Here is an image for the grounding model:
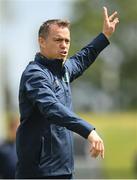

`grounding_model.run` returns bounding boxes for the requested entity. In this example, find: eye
[65,39,70,44]
[55,39,60,42]
[54,38,70,44]
[55,38,63,42]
